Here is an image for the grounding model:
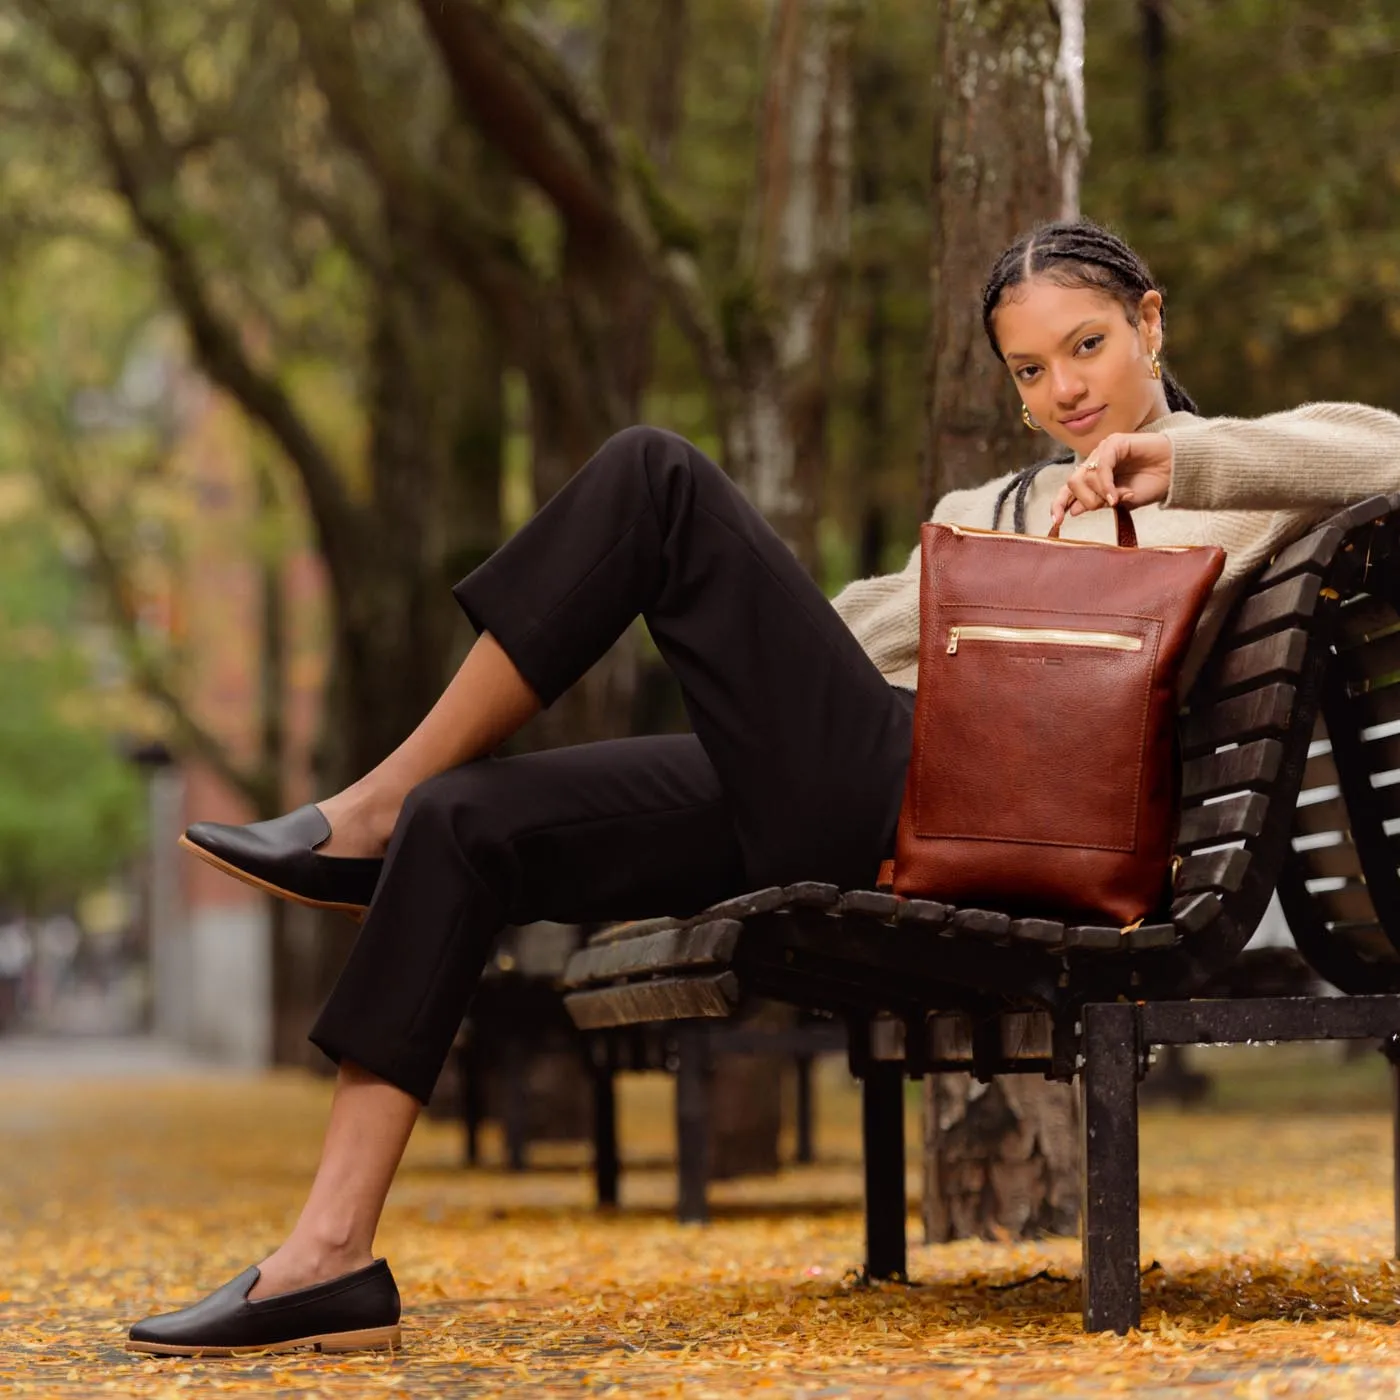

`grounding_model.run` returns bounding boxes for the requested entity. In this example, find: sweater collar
[1068,409,1200,464]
